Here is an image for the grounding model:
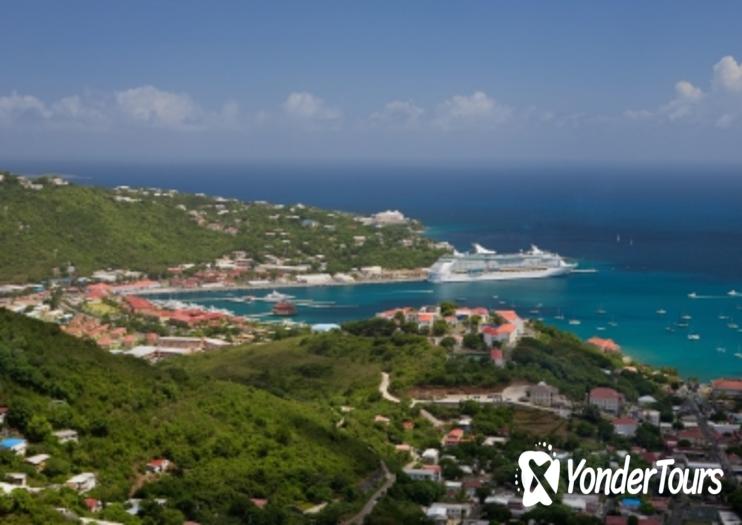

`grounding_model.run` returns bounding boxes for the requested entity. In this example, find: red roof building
[587,337,621,353]
[444,428,464,446]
